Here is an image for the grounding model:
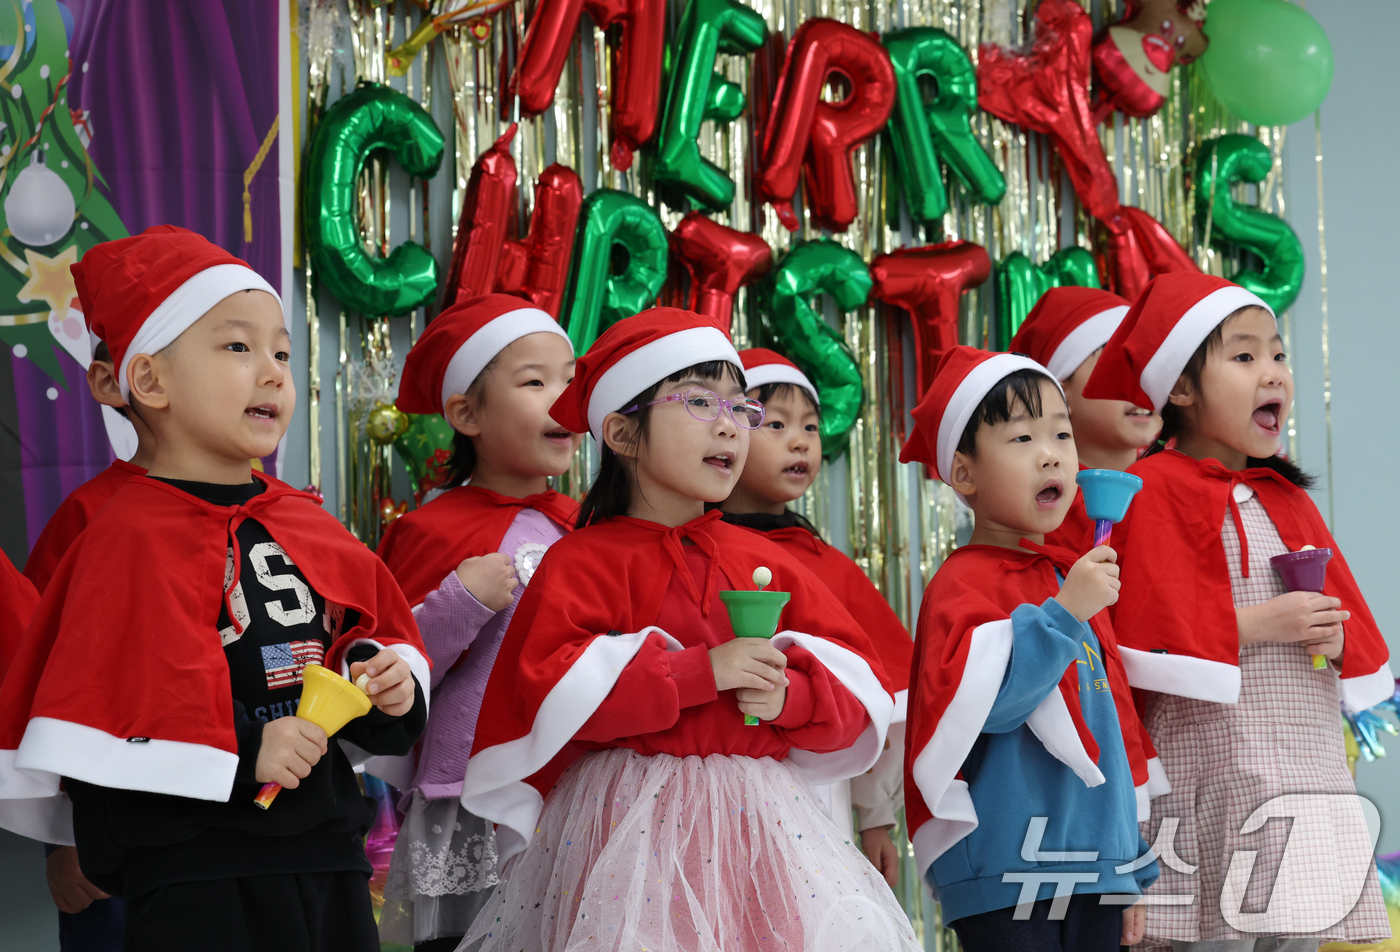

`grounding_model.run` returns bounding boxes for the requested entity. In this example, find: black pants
[950,894,1124,952]
[122,871,378,952]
